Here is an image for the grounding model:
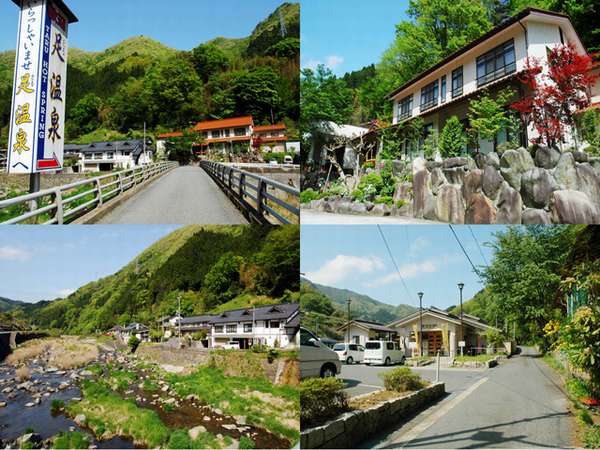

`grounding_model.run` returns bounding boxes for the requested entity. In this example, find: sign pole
[28,172,40,211]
